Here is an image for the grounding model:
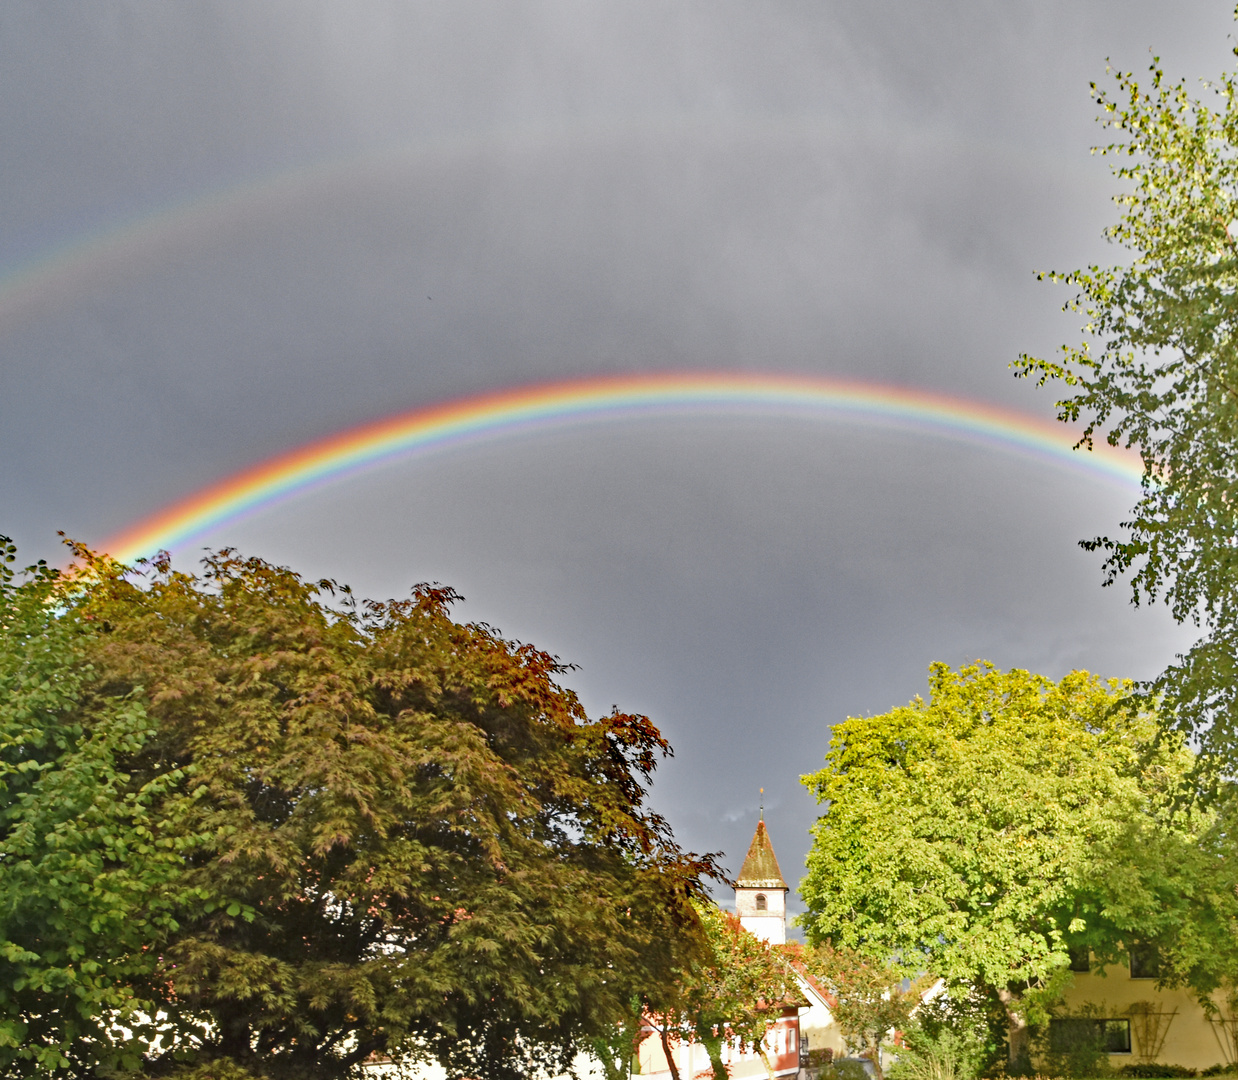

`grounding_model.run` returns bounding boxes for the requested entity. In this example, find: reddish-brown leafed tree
[46,543,716,1080]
